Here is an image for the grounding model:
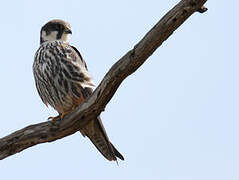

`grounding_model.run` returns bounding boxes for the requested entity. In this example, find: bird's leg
[60,111,70,119]
[59,105,78,119]
[48,105,79,121]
